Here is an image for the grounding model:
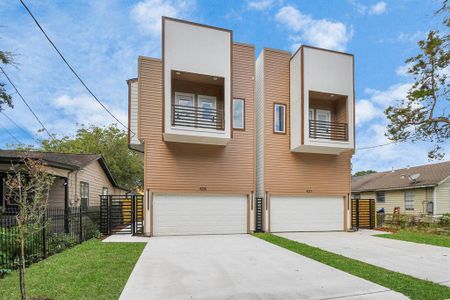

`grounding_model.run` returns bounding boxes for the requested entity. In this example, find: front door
[198,95,217,127]
[316,109,331,139]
